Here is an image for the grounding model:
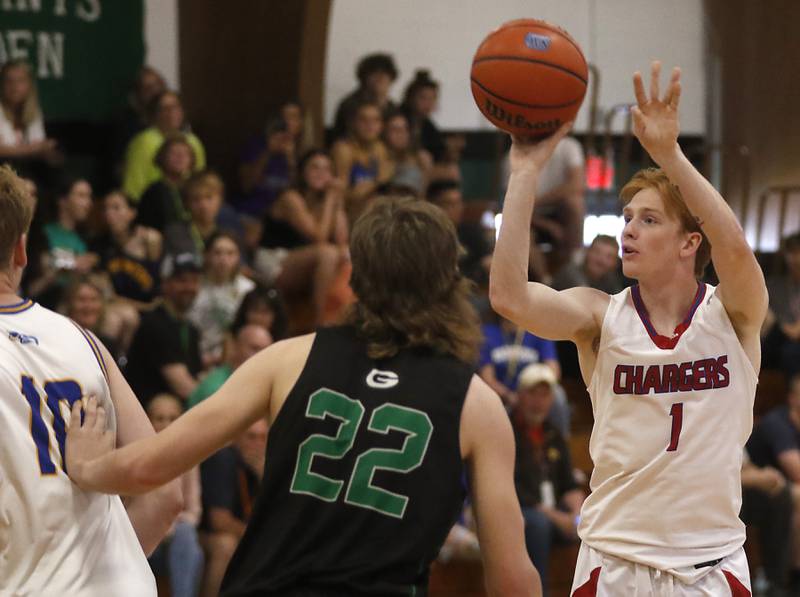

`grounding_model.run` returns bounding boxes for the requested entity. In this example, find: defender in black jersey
[68,198,542,596]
